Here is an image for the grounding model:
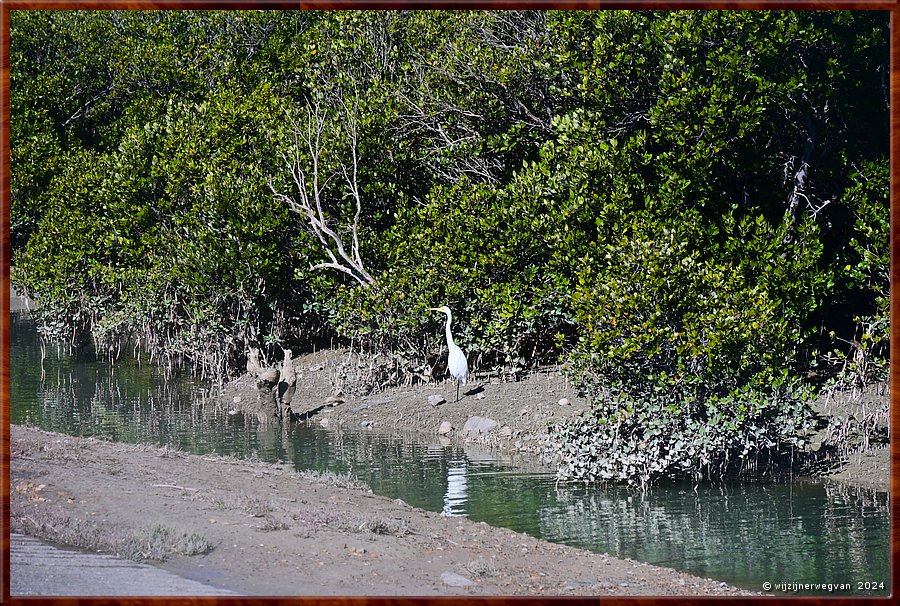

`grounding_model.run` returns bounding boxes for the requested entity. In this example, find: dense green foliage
[11,10,888,484]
